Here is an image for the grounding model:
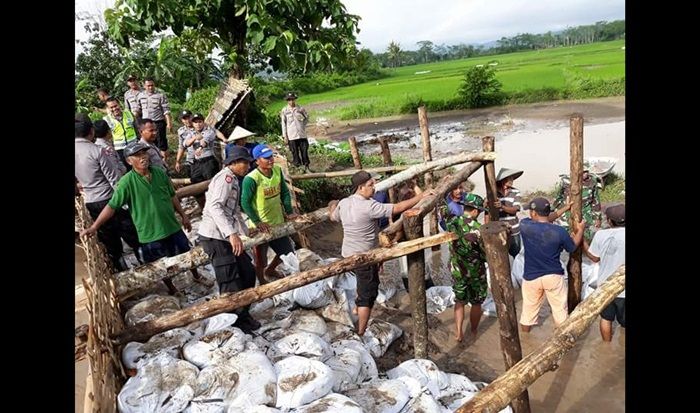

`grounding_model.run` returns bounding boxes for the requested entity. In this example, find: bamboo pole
[378,137,397,203]
[482,136,500,221]
[114,208,331,300]
[348,136,362,169]
[276,154,310,249]
[418,106,439,251]
[479,221,530,413]
[403,209,429,359]
[291,165,410,180]
[457,266,625,413]
[568,114,584,313]
[114,232,456,344]
[379,161,483,247]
